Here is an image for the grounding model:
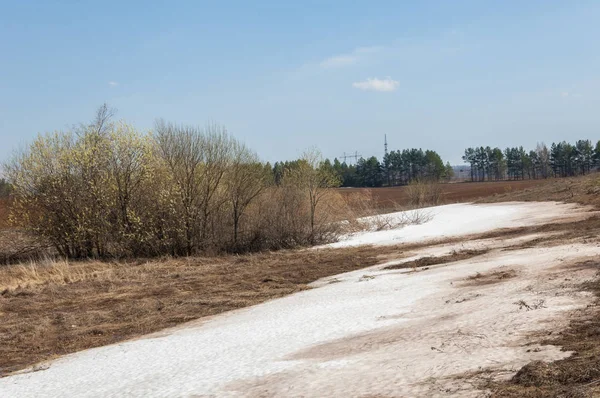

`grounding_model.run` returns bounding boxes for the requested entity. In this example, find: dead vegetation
[0,200,52,264]
[466,214,600,248]
[1,173,600,392]
[512,299,546,311]
[0,244,415,375]
[405,179,444,207]
[463,268,518,286]
[384,249,489,270]
[480,173,600,209]
[1,203,598,379]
